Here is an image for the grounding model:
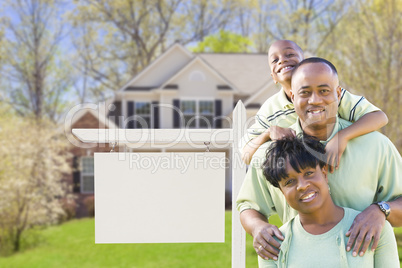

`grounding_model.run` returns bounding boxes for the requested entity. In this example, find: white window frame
[80,156,94,194]
[180,98,215,128]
